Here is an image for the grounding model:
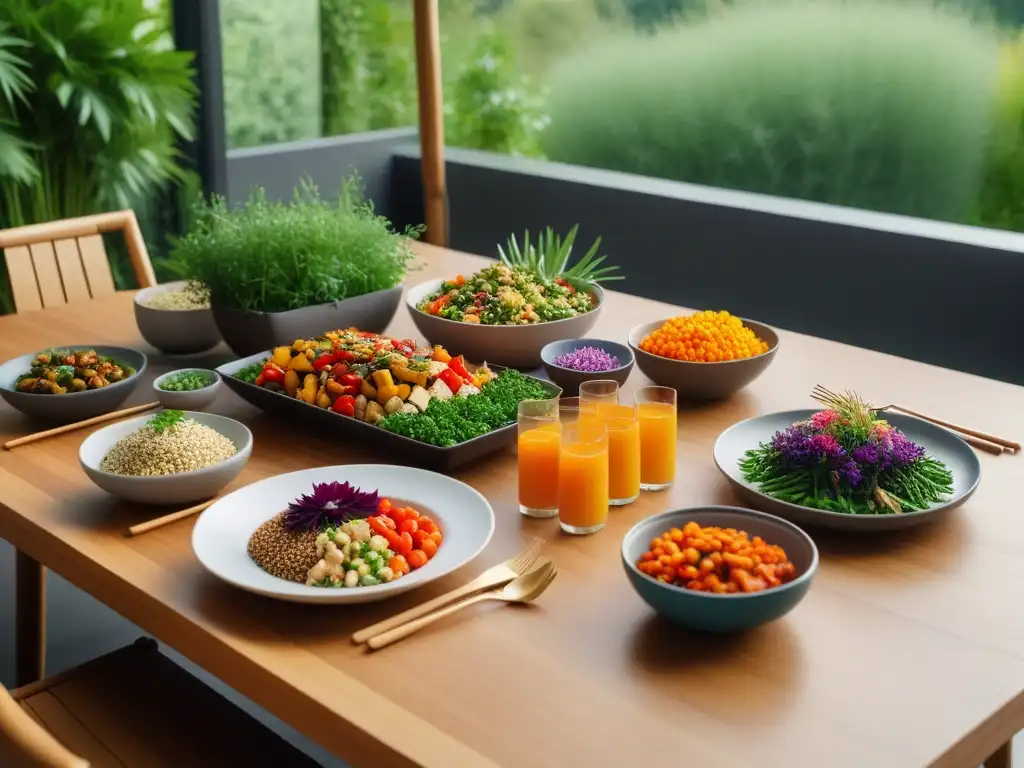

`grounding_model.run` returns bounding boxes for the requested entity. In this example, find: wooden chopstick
[4,401,161,450]
[126,499,216,537]
[889,404,1020,453]
[953,431,1004,456]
